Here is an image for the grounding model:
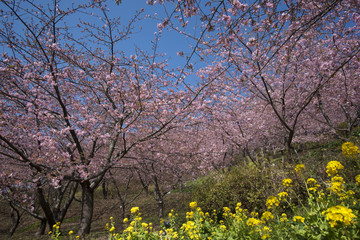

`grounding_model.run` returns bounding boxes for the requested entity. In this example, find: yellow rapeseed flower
[293,216,305,223]
[251,211,259,217]
[223,207,231,212]
[109,226,115,232]
[261,211,274,221]
[247,218,262,227]
[278,191,288,200]
[266,196,280,209]
[69,230,74,235]
[189,201,197,209]
[356,175,360,186]
[123,218,129,223]
[342,142,359,158]
[130,207,139,214]
[262,233,271,239]
[326,161,344,177]
[322,205,357,228]
[329,176,345,195]
[307,178,317,185]
[282,178,293,188]
[263,226,271,232]
[280,213,288,222]
[295,164,305,174]
[307,178,321,192]
[124,226,134,233]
